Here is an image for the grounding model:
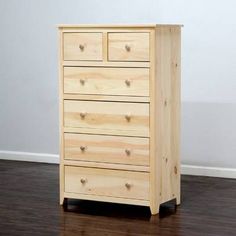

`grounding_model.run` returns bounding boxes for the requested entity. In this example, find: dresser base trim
[63,192,150,206]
